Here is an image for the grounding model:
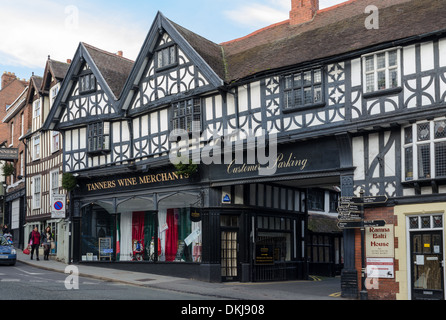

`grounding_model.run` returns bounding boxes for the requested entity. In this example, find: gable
[121,12,224,113]
[60,62,115,123]
[44,43,131,130]
[129,31,215,112]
